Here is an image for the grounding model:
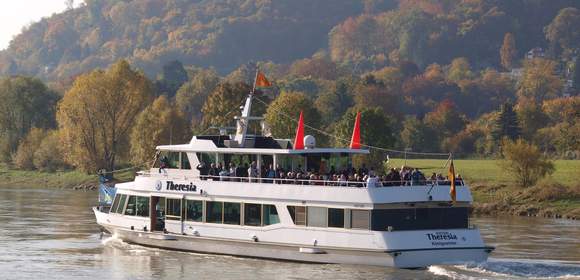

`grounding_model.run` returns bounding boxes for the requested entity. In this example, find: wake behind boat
[94,72,493,268]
